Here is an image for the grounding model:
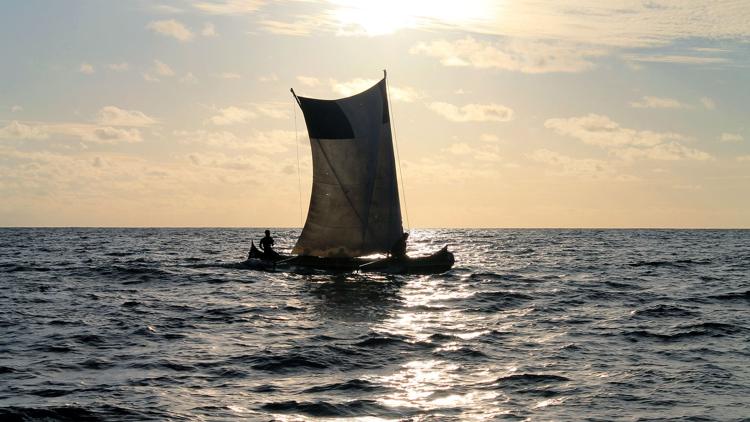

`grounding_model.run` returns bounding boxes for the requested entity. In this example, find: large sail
[292,77,403,257]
